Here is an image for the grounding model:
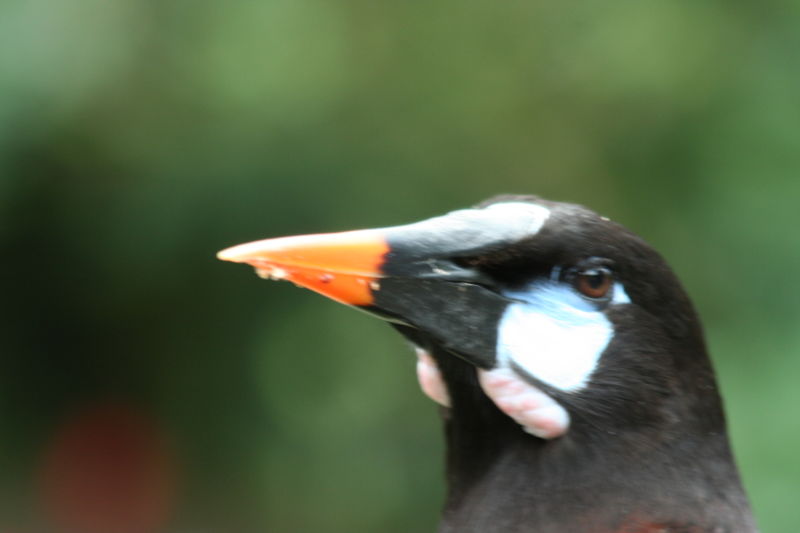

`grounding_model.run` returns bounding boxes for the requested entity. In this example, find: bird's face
[219,196,708,435]
[219,196,753,531]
